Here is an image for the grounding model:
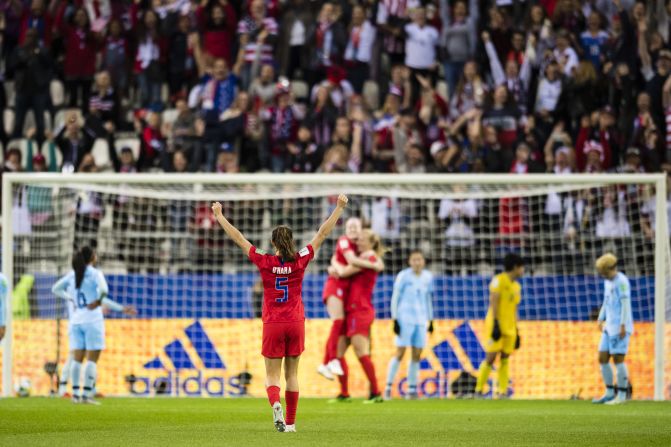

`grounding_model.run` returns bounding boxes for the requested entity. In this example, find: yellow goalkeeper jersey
[485,272,521,336]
